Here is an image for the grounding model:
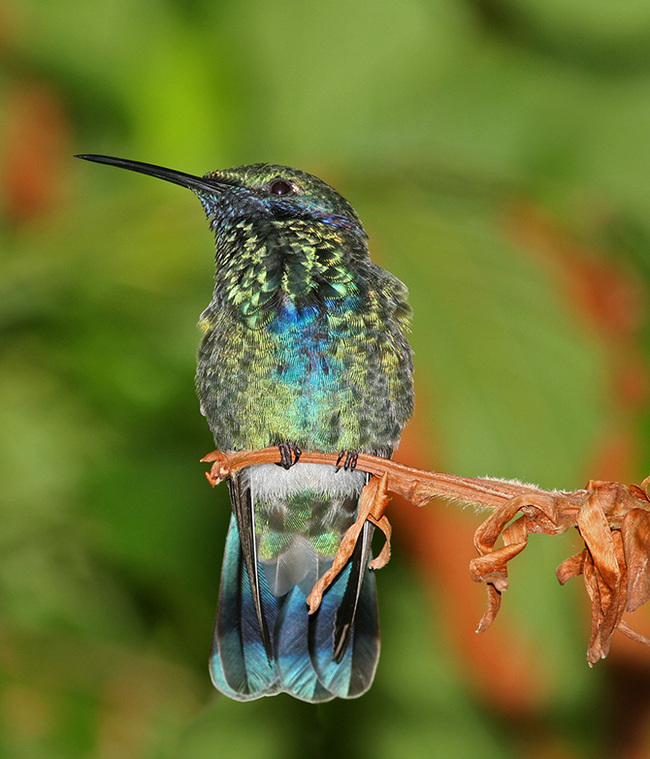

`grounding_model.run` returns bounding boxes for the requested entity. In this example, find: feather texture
[195,164,413,701]
[211,510,380,701]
